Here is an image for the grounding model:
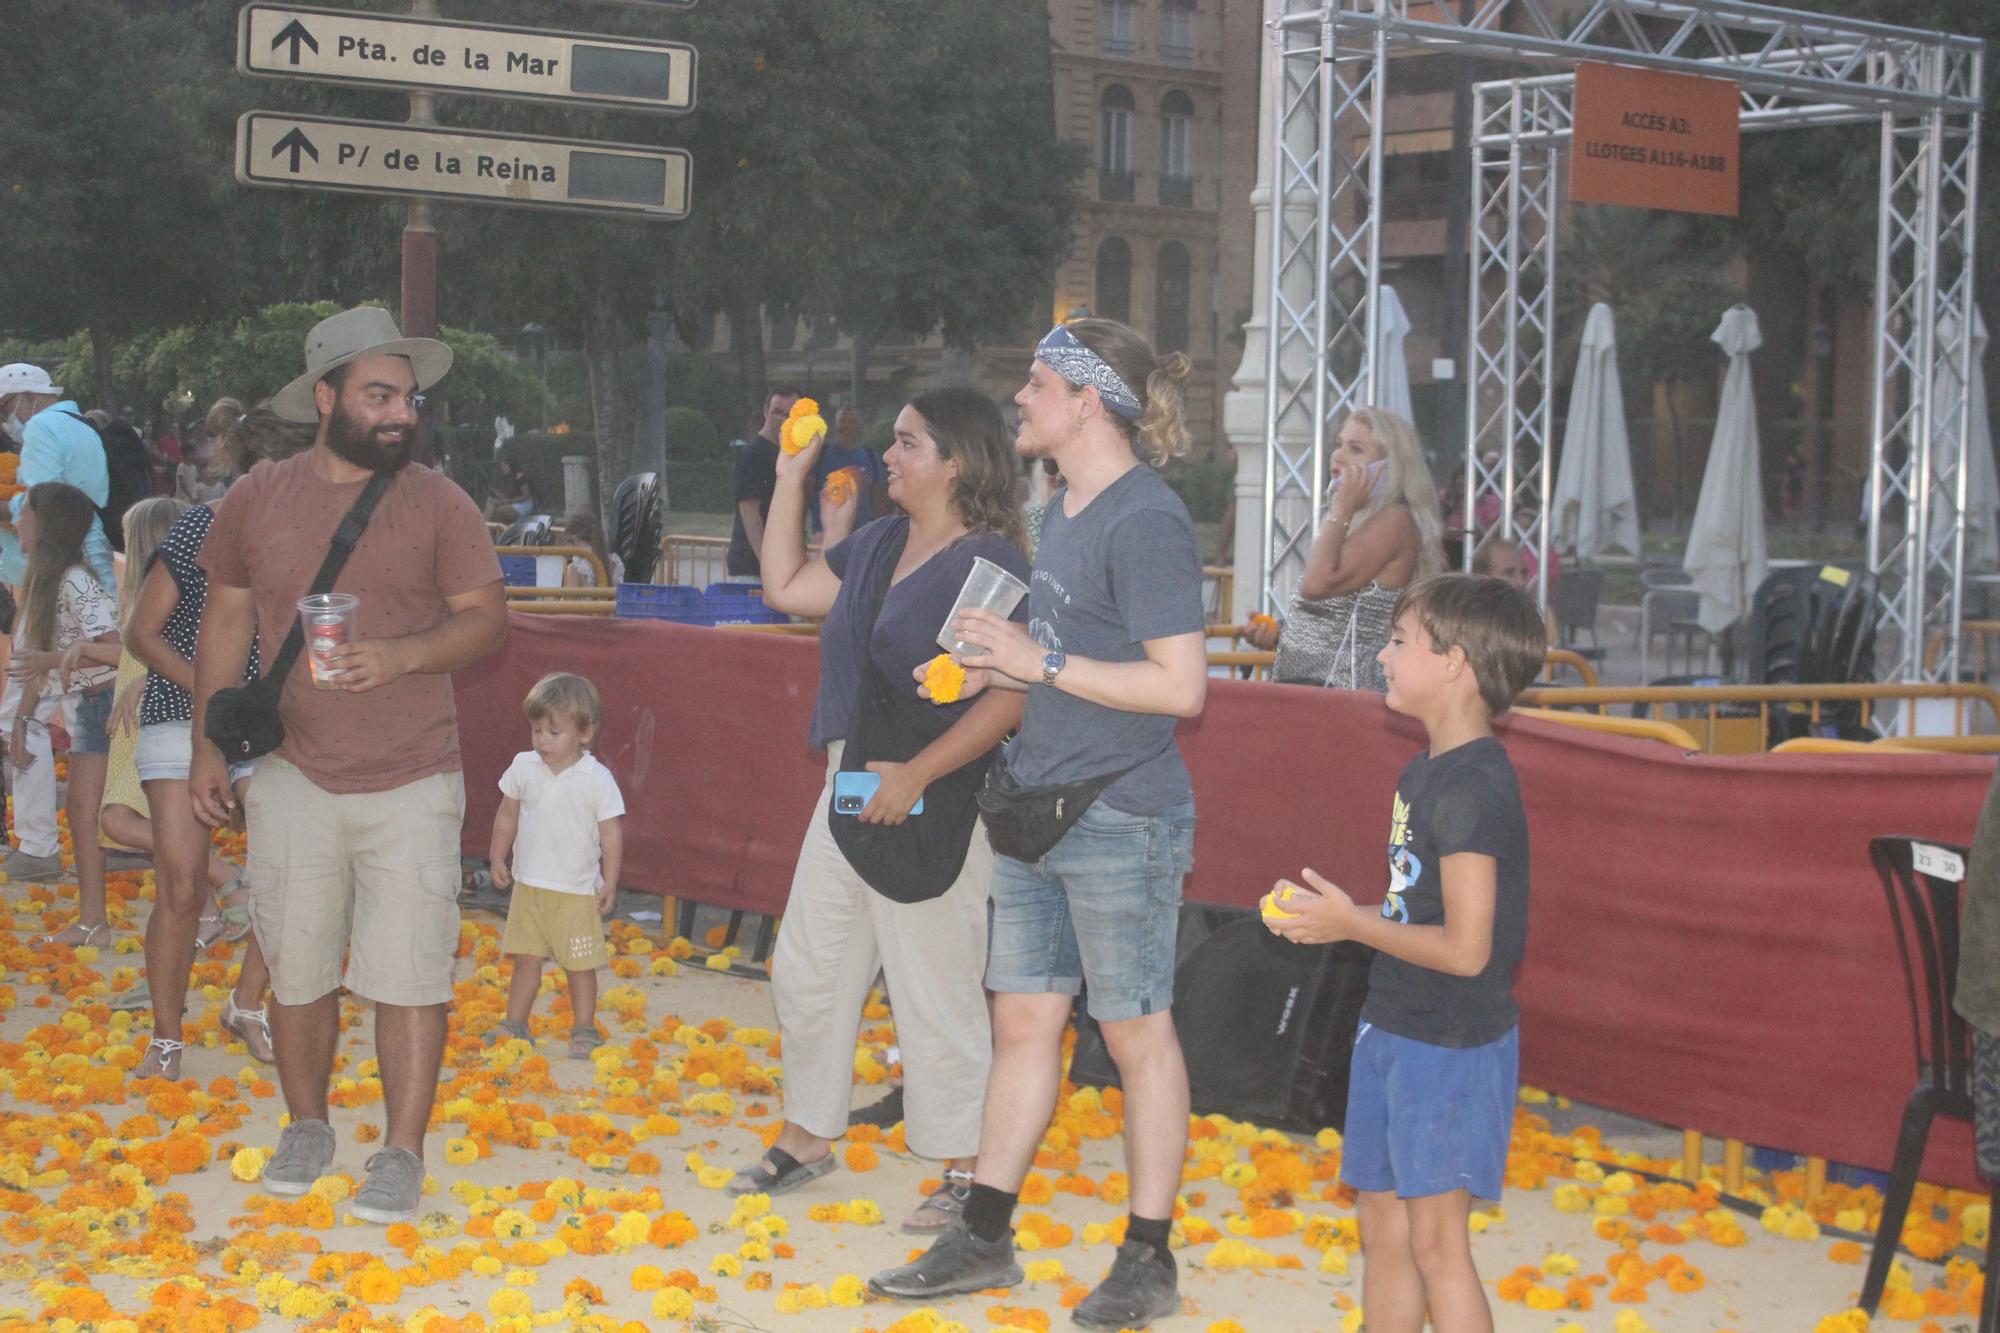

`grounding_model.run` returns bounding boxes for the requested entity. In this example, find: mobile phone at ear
[833,770,924,816]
